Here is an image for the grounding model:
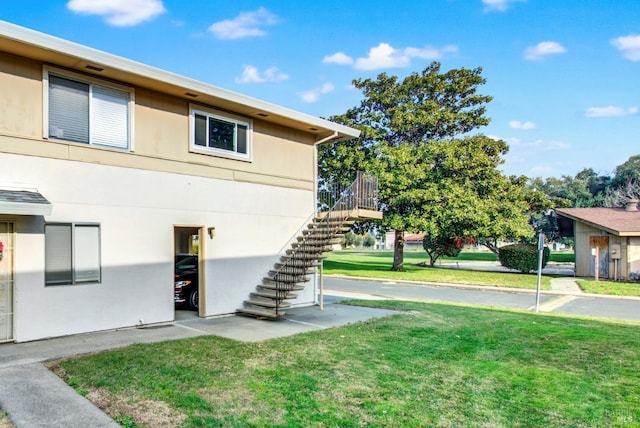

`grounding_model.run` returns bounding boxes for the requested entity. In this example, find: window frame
[43,66,135,151]
[189,105,253,162]
[44,222,102,286]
